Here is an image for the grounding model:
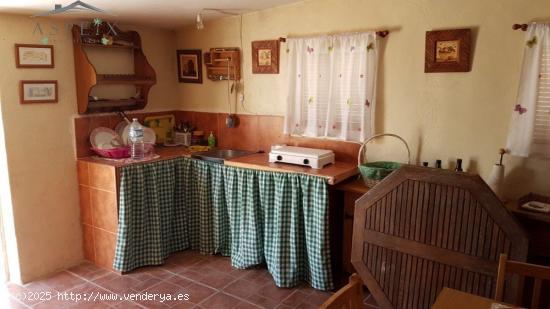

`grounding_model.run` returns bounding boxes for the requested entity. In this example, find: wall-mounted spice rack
[203,48,241,81]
